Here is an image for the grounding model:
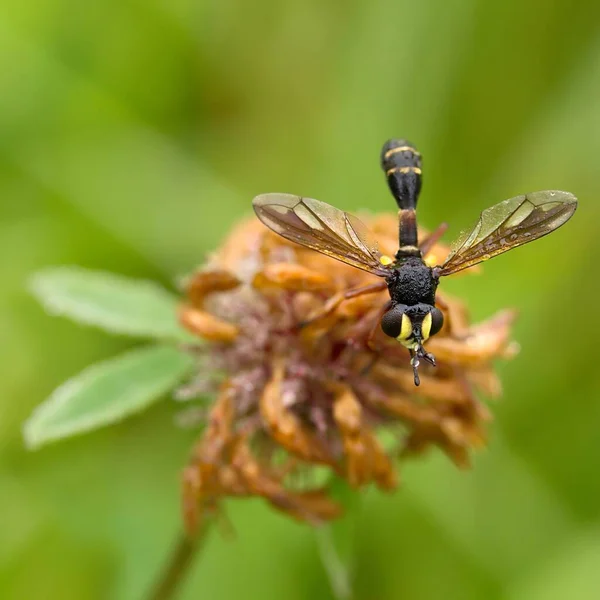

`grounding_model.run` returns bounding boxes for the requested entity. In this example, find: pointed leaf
[23,345,195,449]
[30,267,195,342]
